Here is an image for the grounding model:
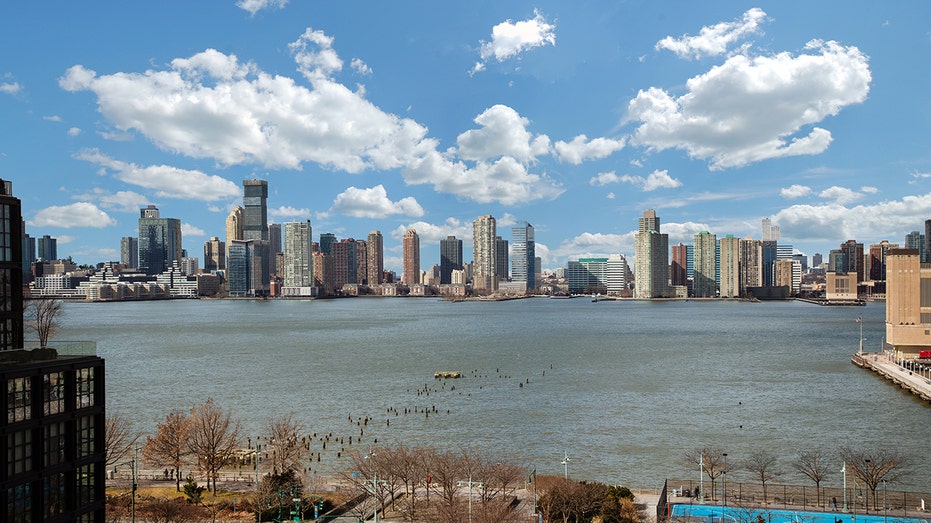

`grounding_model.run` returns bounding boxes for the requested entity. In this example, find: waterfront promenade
[852,351,931,402]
